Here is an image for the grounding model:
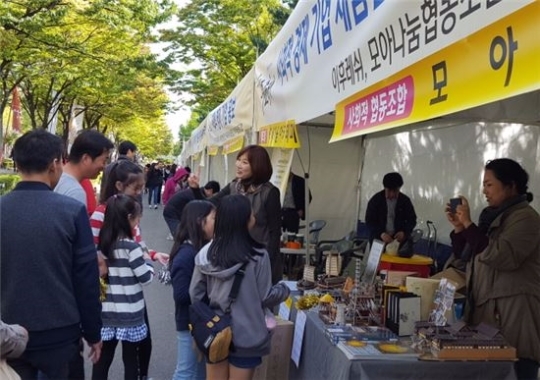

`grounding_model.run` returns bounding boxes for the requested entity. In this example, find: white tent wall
[292,125,363,241]
[207,155,227,187]
[358,121,540,246]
